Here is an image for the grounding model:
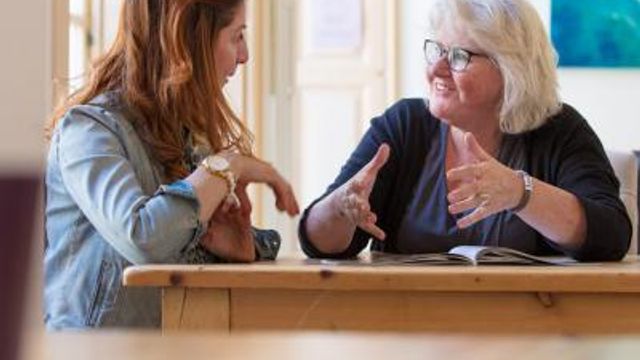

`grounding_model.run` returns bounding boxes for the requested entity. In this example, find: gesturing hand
[226,153,300,217]
[337,144,390,240]
[446,132,524,228]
